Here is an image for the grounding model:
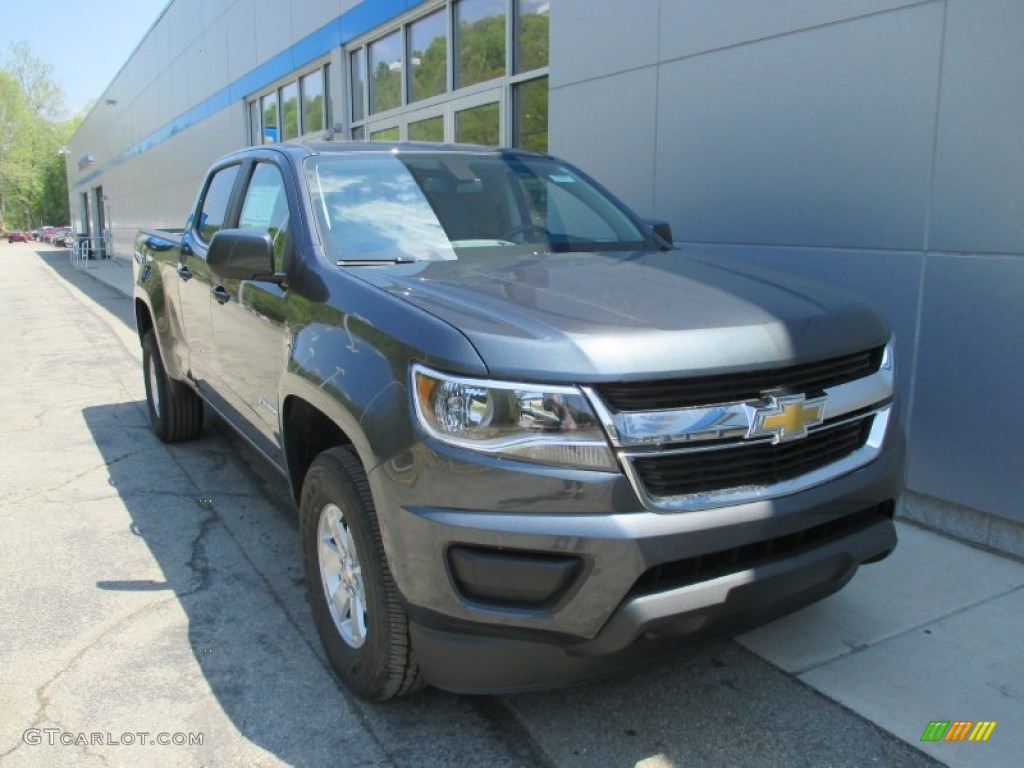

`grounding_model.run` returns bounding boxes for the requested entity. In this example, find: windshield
[305,151,649,262]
